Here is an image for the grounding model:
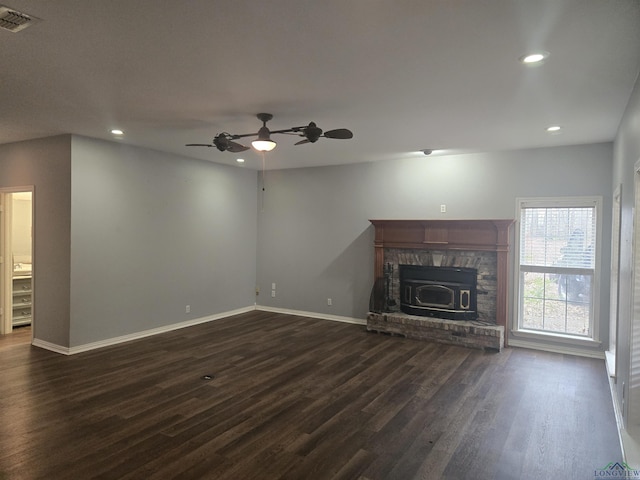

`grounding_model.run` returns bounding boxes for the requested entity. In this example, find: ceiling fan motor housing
[256,126,271,141]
